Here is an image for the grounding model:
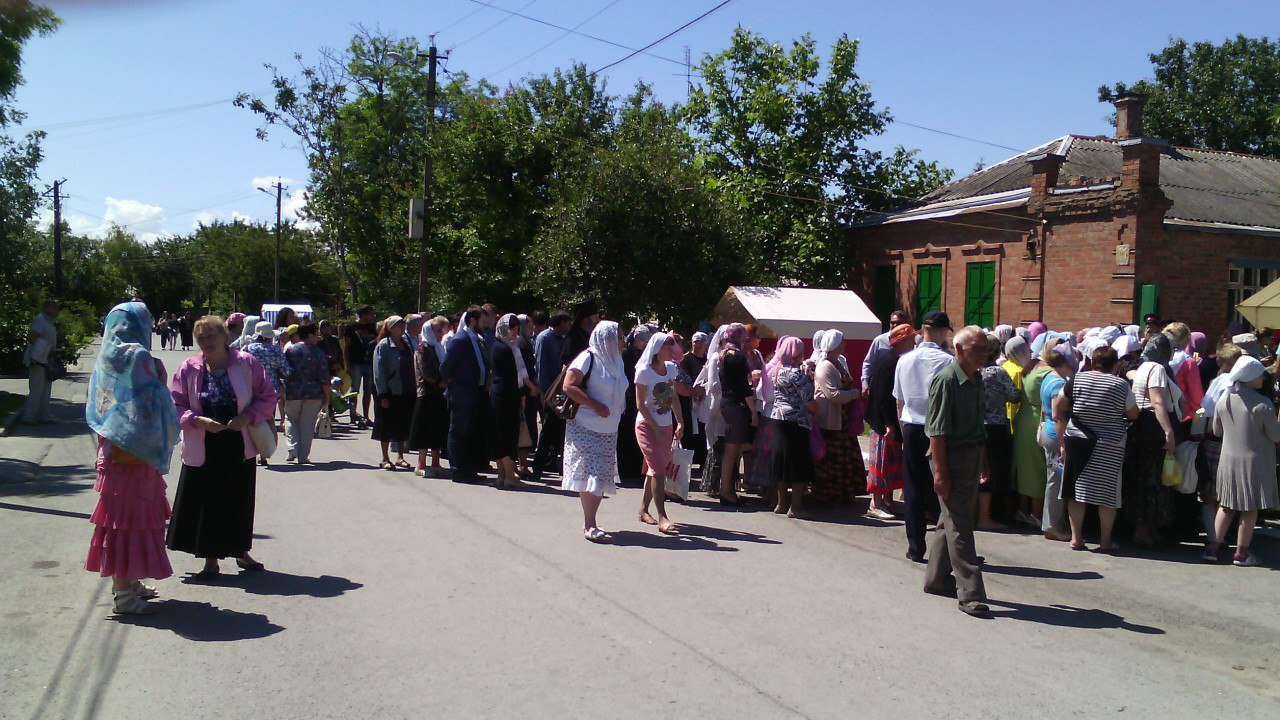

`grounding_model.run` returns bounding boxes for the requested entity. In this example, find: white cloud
[232,211,253,224]
[103,197,166,240]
